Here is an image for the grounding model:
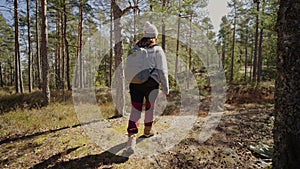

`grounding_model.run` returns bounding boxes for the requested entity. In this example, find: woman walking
[126,21,169,151]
